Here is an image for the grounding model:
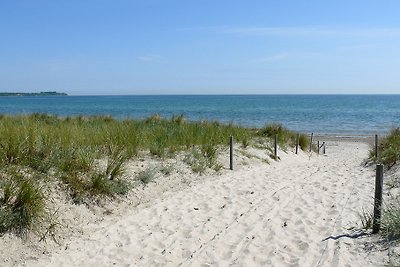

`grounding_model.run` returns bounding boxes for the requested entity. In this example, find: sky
[1,0,400,95]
